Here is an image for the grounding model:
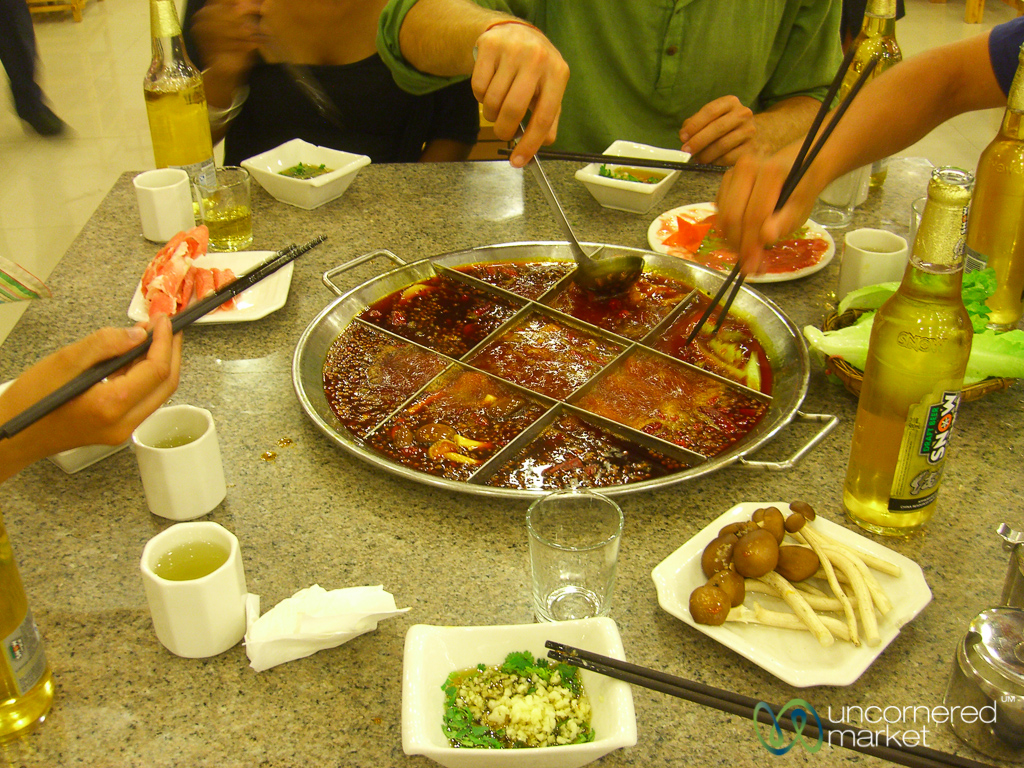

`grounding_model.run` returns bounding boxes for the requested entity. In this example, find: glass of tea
[192,166,253,251]
[140,521,248,658]
[131,404,227,520]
